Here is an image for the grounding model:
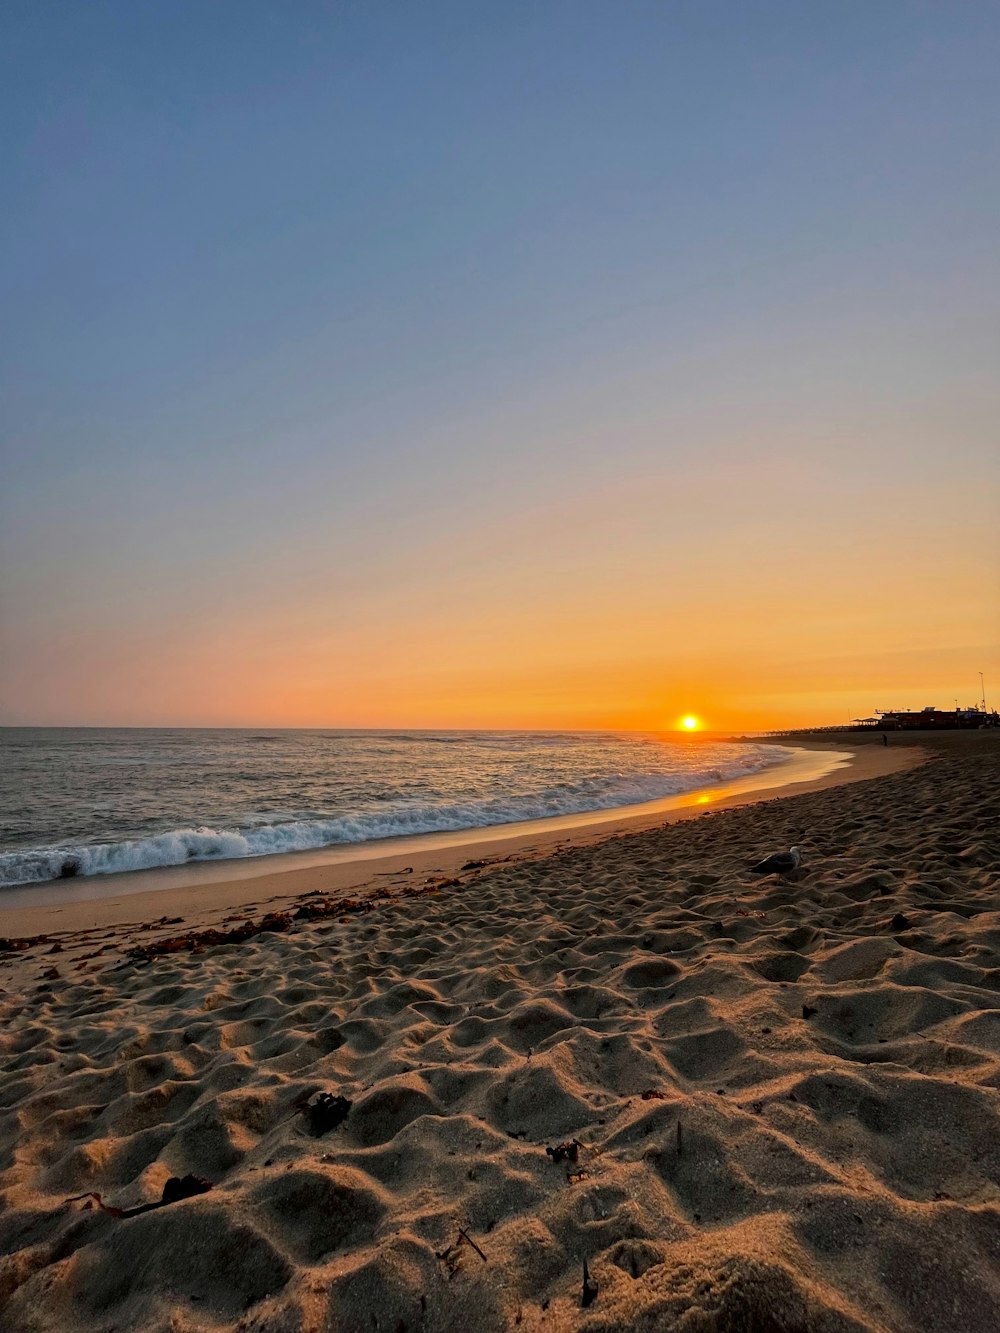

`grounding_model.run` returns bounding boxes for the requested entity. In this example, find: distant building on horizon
[854,705,1000,730]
